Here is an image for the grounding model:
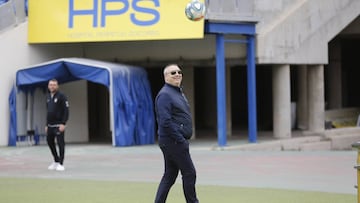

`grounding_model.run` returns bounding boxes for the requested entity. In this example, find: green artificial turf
[0,177,356,203]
